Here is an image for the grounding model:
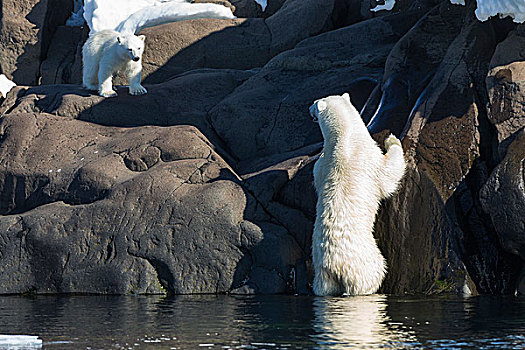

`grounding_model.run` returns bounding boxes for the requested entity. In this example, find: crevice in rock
[127,249,174,295]
[449,70,523,294]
